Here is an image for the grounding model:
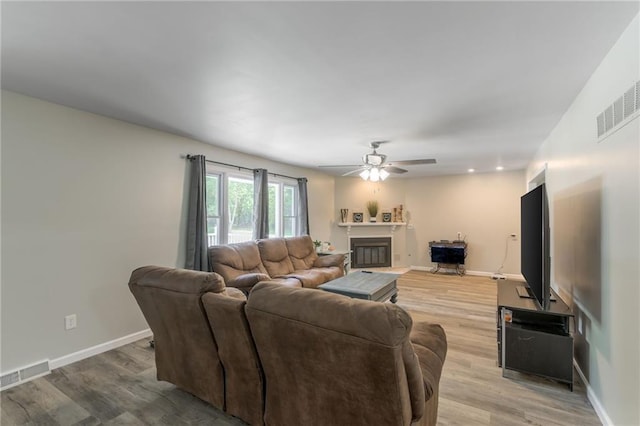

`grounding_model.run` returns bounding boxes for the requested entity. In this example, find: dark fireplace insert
[350,237,392,268]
